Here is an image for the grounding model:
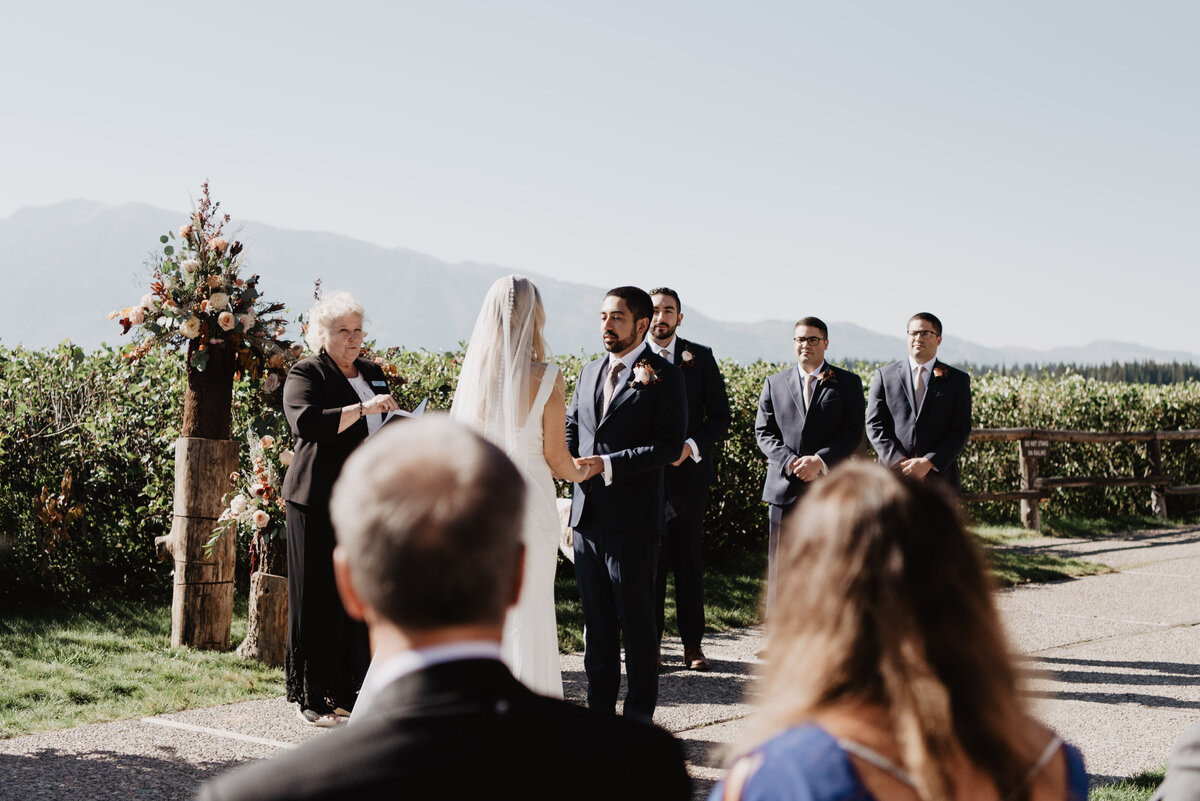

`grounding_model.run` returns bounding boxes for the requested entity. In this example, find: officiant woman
[281,291,399,727]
